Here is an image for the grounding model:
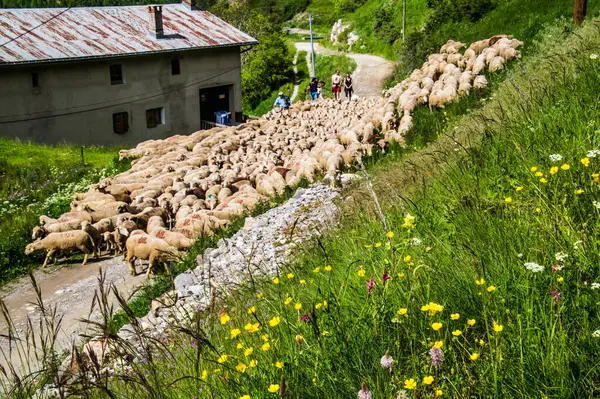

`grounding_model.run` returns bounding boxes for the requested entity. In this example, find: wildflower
[432,322,443,331]
[452,330,462,337]
[421,302,444,316]
[470,352,480,361]
[220,312,231,325]
[573,240,582,250]
[284,297,293,305]
[487,285,497,292]
[380,351,394,371]
[273,277,280,284]
[591,282,600,289]
[244,347,253,357]
[375,242,382,248]
[275,361,284,369]
[475,278,485,285]
[261,342,271,351]
[357,268,366,277]
[478,339,485,346]
[582,158,591,167]
[576,189,584,194]
[505,197,513,203]
[315,303,323,310]
[402,213,416,229]
[561,163,570,170]
[467,319,476,326]
[549,166,559,175]
[387,231,395,239]
[269,316,280,327]
[268,384,280,393]
[593,330,600,338]
[398,272,406,278]
[301,314,311,323]
[433,340,444,348]
[550,289,561,303]
[397,308,408,316]
[430,346,444,368]
[240,396,250,399]
[295,335,304,344]
[404,378,417,390]
[555,251,568,262]
[217,354,228,364]
[287,273,294,279]
[535,171,544,177]
[294,303,302,310]
[556,276,564,284]
[435,389,443,397]
[313,267,320,273]
[244,323,260,333]
[261,334,269,342]
[410,237,422,246]
[324,265,332,272]
[525,262,544,273]
[536,207,541,213]
[422,376,434,385]
[396,390,408,399]
[358,383,372,399]
[300,279,307,286]
[236,342,244,349]
[516,186,524,191]
[540,178,548,183]
[201,369,208,380]
[549,154,563,162]
[594,201,600,209]
[366,278,376,294]
[530,166,538,172]
[588,149,600,158]
[382,271,391,284]
[403,255,412,263]
[593,174,600,183]
[236,362,247,373]
[230,328,241,339]
[364,244,373,249]
[247,306,256,315]
[493,321,504,333]
[323,300,328,308]
[591,54,599,59]
[249,360,258,368]
[451,313,460,320]
[256,292,264,299]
